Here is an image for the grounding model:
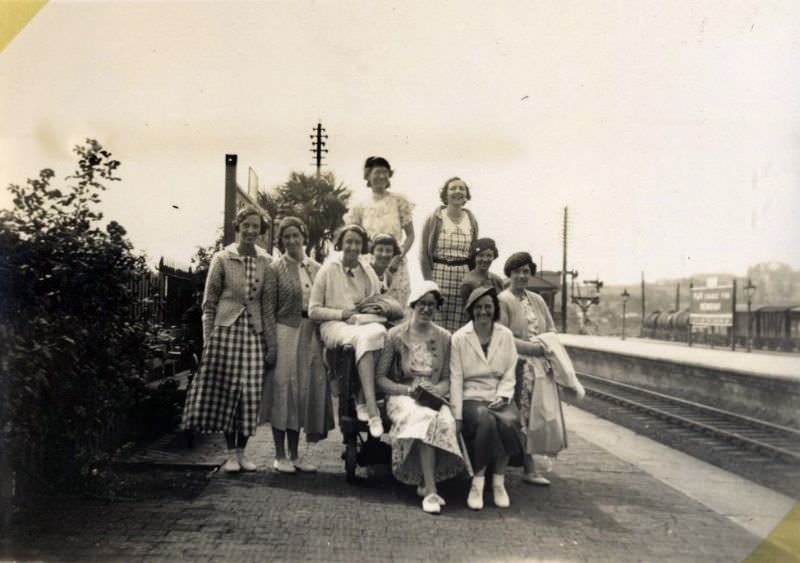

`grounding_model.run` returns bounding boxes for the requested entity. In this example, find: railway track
[577,372,800,497]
